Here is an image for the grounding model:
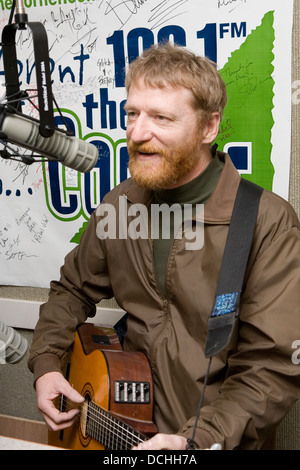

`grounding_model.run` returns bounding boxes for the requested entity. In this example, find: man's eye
[156,115,168,122]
